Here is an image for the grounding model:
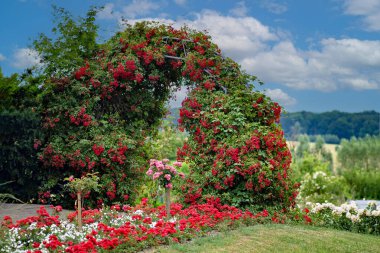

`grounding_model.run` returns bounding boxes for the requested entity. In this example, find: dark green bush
[0,109,43,201]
